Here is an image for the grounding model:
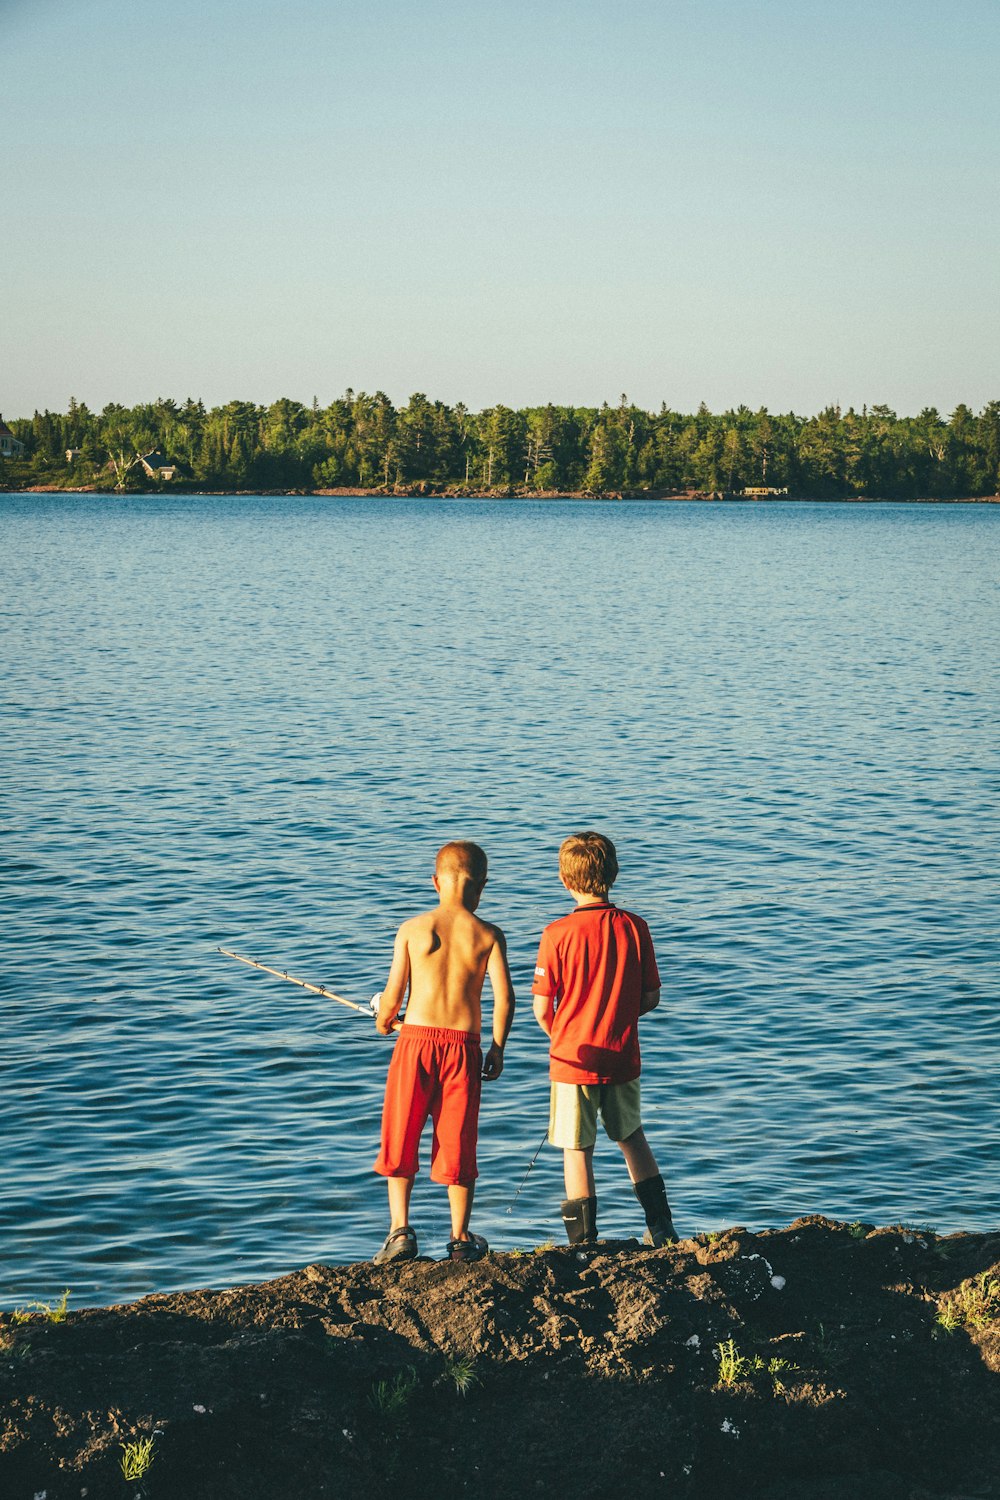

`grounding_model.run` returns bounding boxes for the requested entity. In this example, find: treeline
[4,393,1000,498]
